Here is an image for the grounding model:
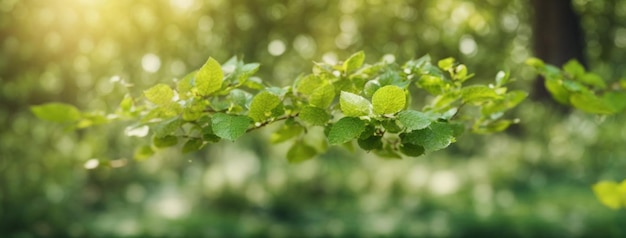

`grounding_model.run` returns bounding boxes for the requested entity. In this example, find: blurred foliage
[2,0,626,237]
